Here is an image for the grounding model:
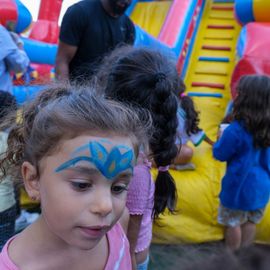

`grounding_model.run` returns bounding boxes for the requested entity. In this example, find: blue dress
[213,121,270,210]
